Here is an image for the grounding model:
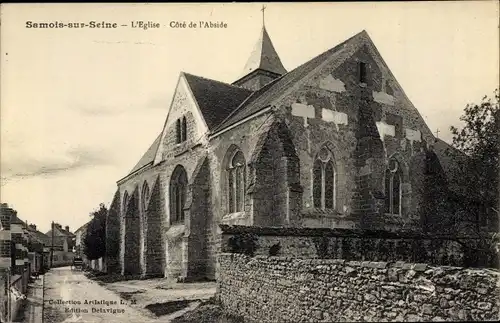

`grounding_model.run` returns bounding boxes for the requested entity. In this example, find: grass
[168,298,245,323]
[145,300,193,317]
[84,269,141,284]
